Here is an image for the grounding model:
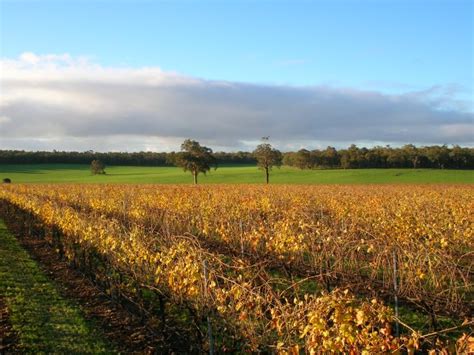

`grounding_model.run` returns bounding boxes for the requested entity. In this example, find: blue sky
[2,0,472,89]
[0,0,473,151]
